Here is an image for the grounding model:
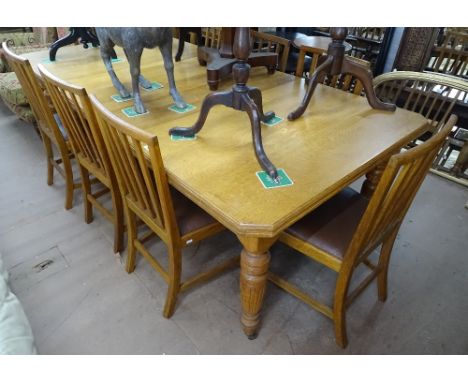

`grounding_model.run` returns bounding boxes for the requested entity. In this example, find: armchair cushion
[1,98,35,124]
[0,71,29,106]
